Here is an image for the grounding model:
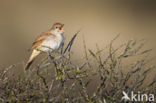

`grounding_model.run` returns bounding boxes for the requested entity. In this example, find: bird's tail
[25,49,40,70]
